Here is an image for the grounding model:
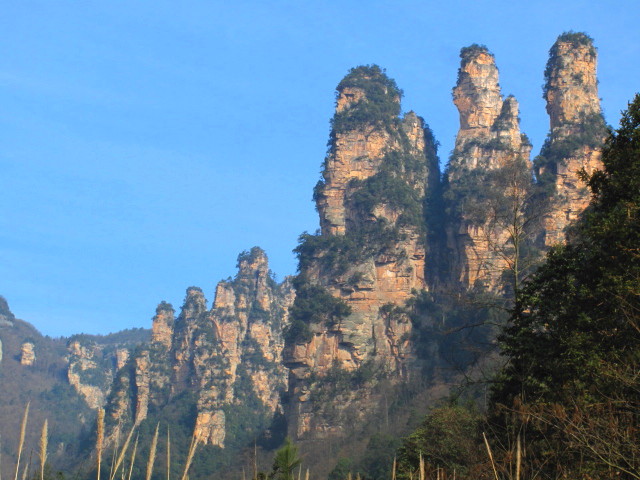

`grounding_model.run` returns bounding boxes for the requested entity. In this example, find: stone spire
[151,301,175,348]
[537,32,607,246]
[445,45,532,291]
